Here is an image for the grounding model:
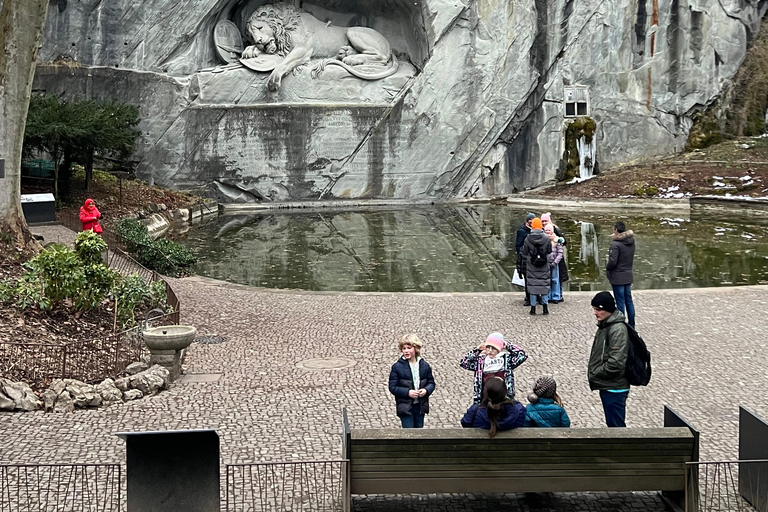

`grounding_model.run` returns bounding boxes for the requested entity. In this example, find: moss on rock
[561,117,596,181]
